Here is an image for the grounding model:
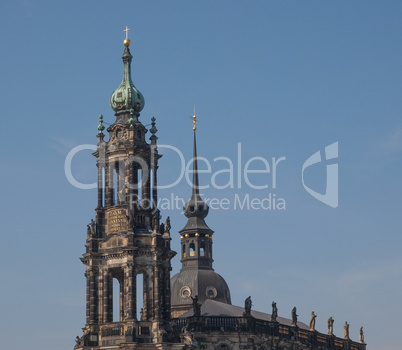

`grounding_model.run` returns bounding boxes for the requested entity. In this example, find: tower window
[112,277,123,322]
[189,243,195,257]
[205,286,217,299]
[136,273,144,321]
[200,242,205,256]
